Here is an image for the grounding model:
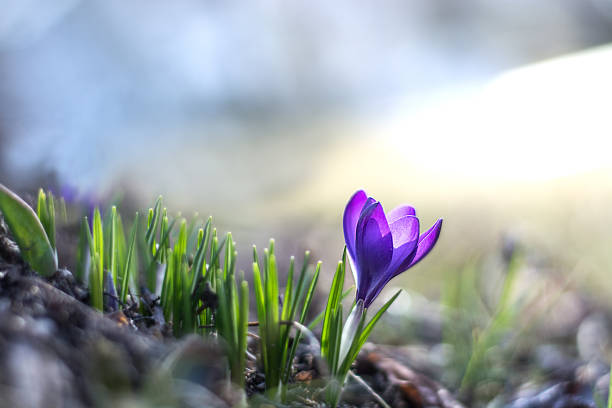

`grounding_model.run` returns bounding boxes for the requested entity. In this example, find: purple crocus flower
[343,190,443,307]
